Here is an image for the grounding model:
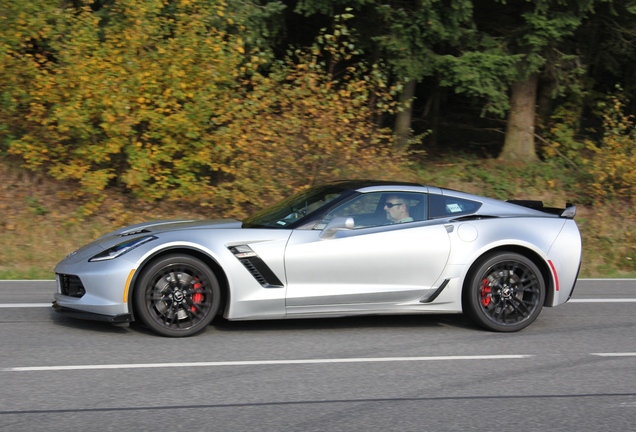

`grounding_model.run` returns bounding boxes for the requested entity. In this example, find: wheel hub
[172,290,185,303]
[500,285,514,299]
